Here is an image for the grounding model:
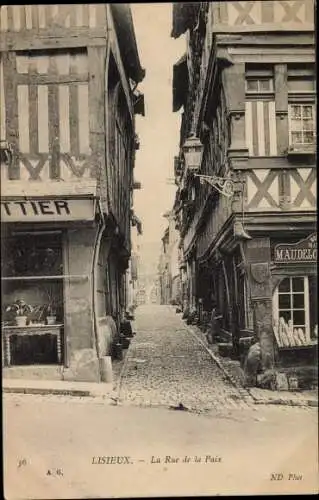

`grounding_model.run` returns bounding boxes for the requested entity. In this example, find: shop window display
[272,276,317,348]
[2,231,64,365]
